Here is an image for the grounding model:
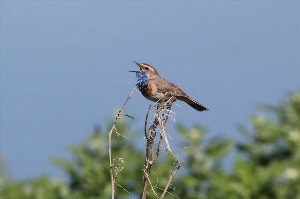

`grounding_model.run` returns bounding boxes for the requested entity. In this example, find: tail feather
[177,96,209,112]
